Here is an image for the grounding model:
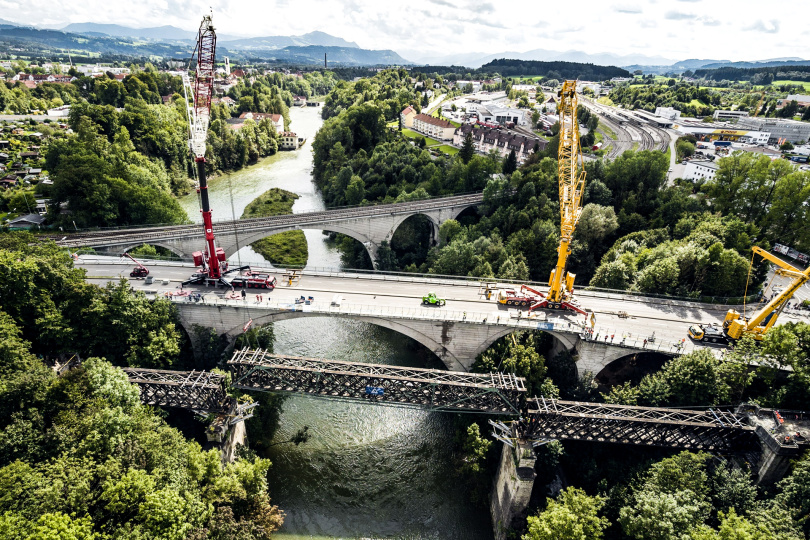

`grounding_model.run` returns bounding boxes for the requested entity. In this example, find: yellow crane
[688,247,810,344]
[753,90,765,117]
[526,80,587,315]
